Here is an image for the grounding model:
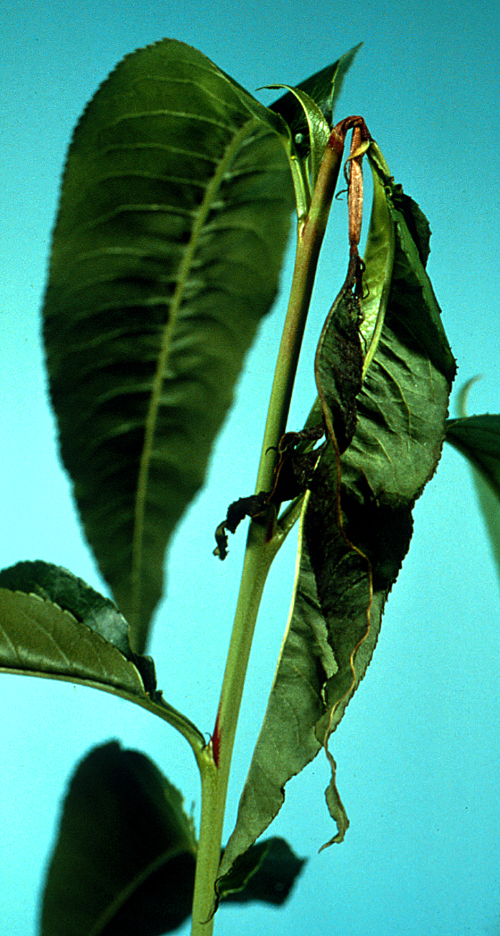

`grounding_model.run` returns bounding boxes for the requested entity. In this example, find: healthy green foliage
[0,563,205,752]
[0,586,147,695]
[269,45,361,155]
[2,34,498,936]
[42,38,295,652]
